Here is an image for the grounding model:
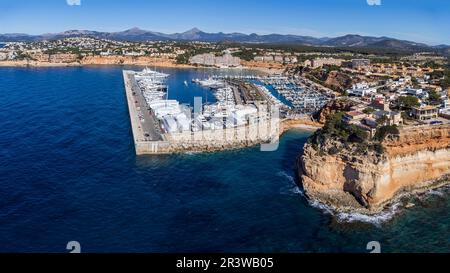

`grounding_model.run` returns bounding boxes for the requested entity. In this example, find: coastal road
[231,85,243,105]
[125,73,163,141]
